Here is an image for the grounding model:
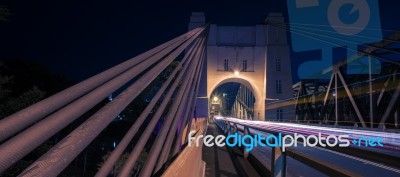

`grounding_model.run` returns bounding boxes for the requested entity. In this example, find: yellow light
[213,96,218,102]
[234,70,240,76]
